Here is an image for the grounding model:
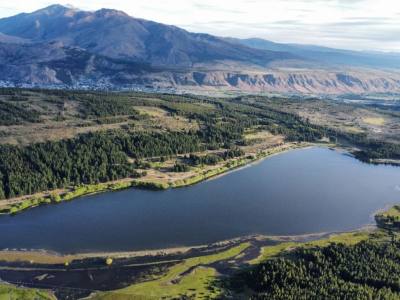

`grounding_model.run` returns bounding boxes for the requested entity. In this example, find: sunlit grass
[363,117,385,126]
[92,243,250,300]
[249,231,370,265]
[0,284,55,300]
